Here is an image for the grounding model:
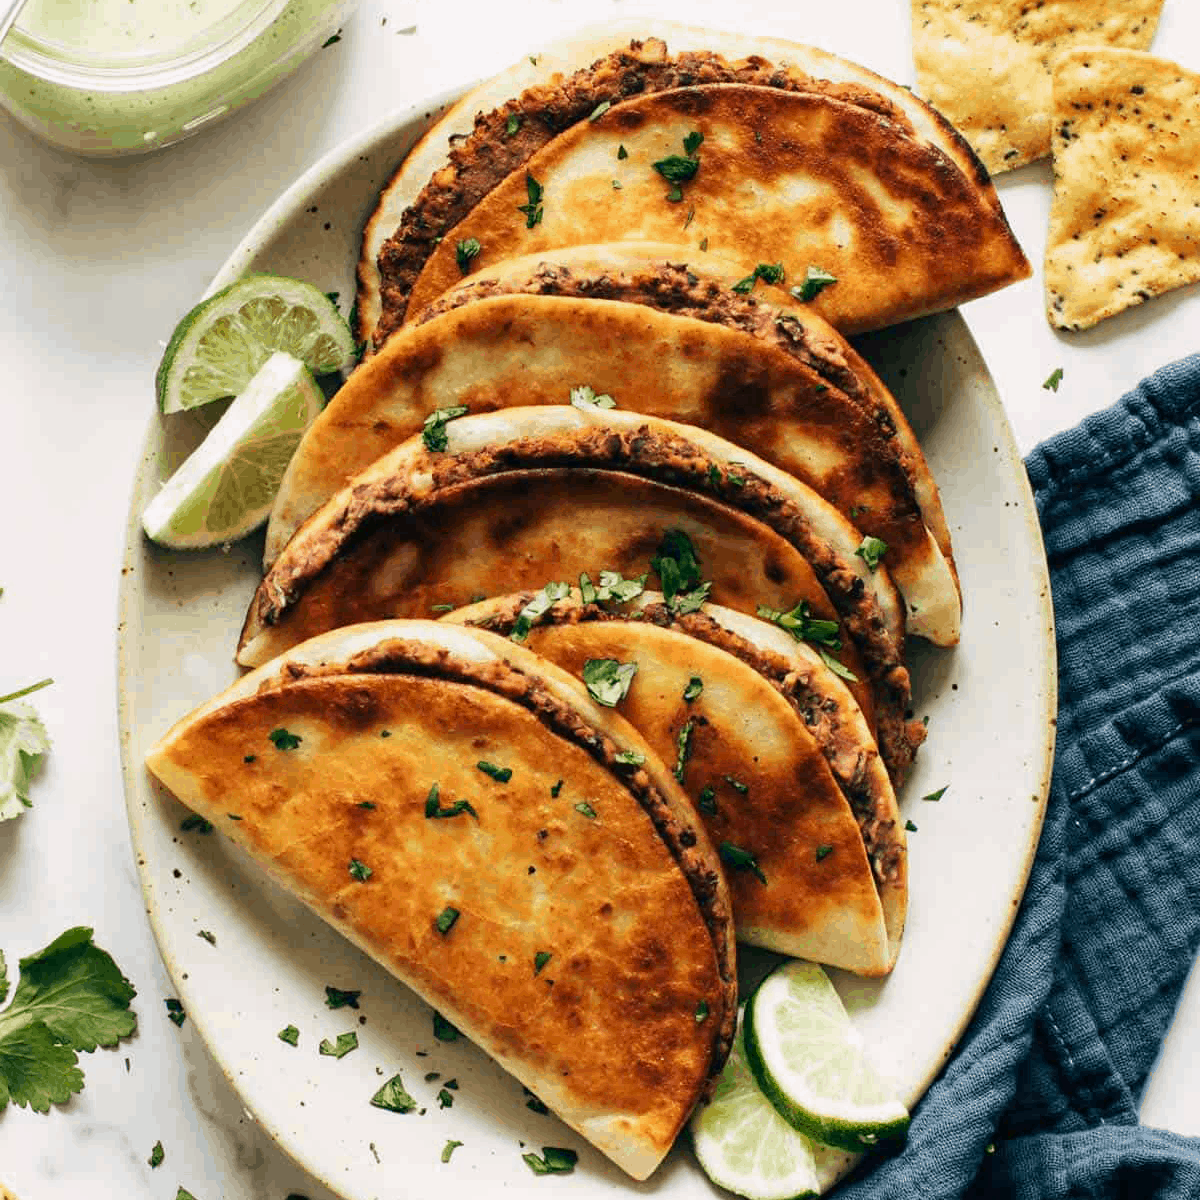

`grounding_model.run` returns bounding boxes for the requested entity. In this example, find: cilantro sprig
[0,681,52,820]
[653,131,704,202]
[0,926,137,1113]
[756,600,859,682]
[581,658,638,707]
[732,262,785,295]
[651,530,711,614]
